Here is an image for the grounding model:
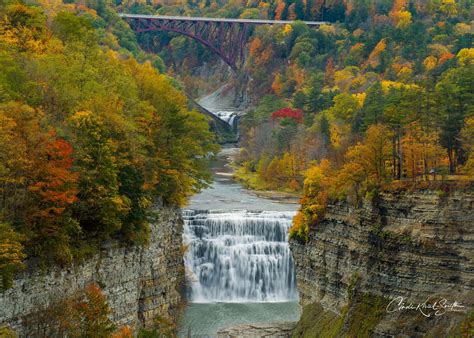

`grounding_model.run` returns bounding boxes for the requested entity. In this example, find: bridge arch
[120,14,327,71]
